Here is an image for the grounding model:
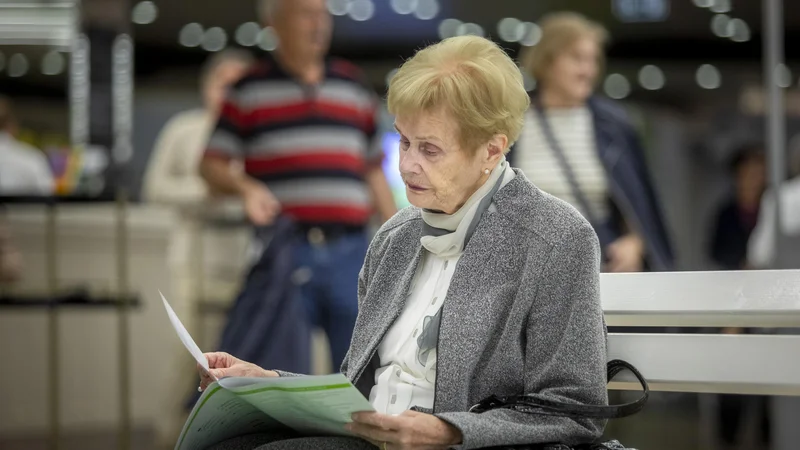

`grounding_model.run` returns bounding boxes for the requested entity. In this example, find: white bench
[602,269,800,396]
[601,270,800,448]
